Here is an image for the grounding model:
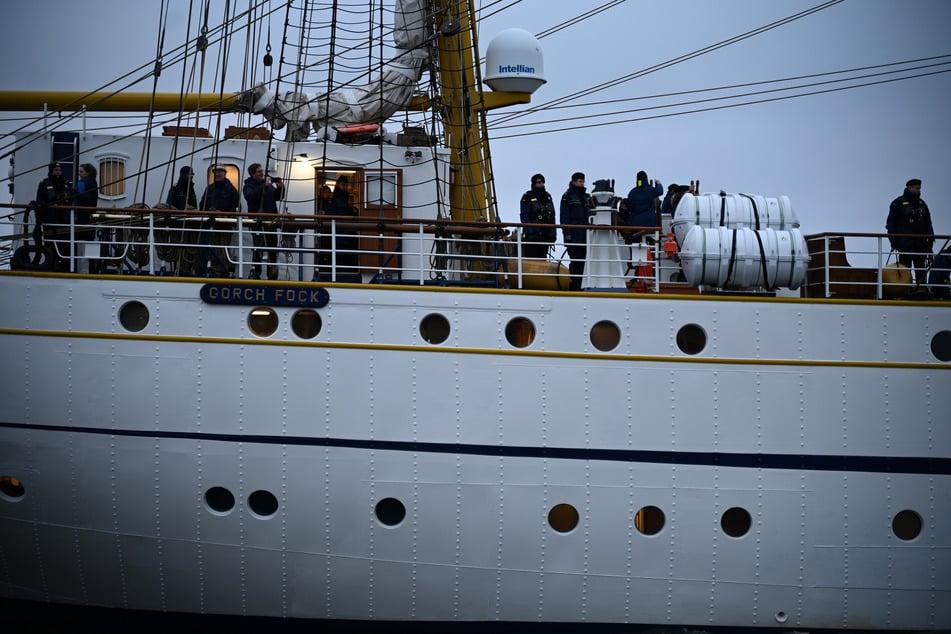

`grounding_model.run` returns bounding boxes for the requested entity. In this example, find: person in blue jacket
[519,173,556,259]
[623,170,663,241]
[243,163,284,279]
[559,172,592,291]
[74,163,100,272]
